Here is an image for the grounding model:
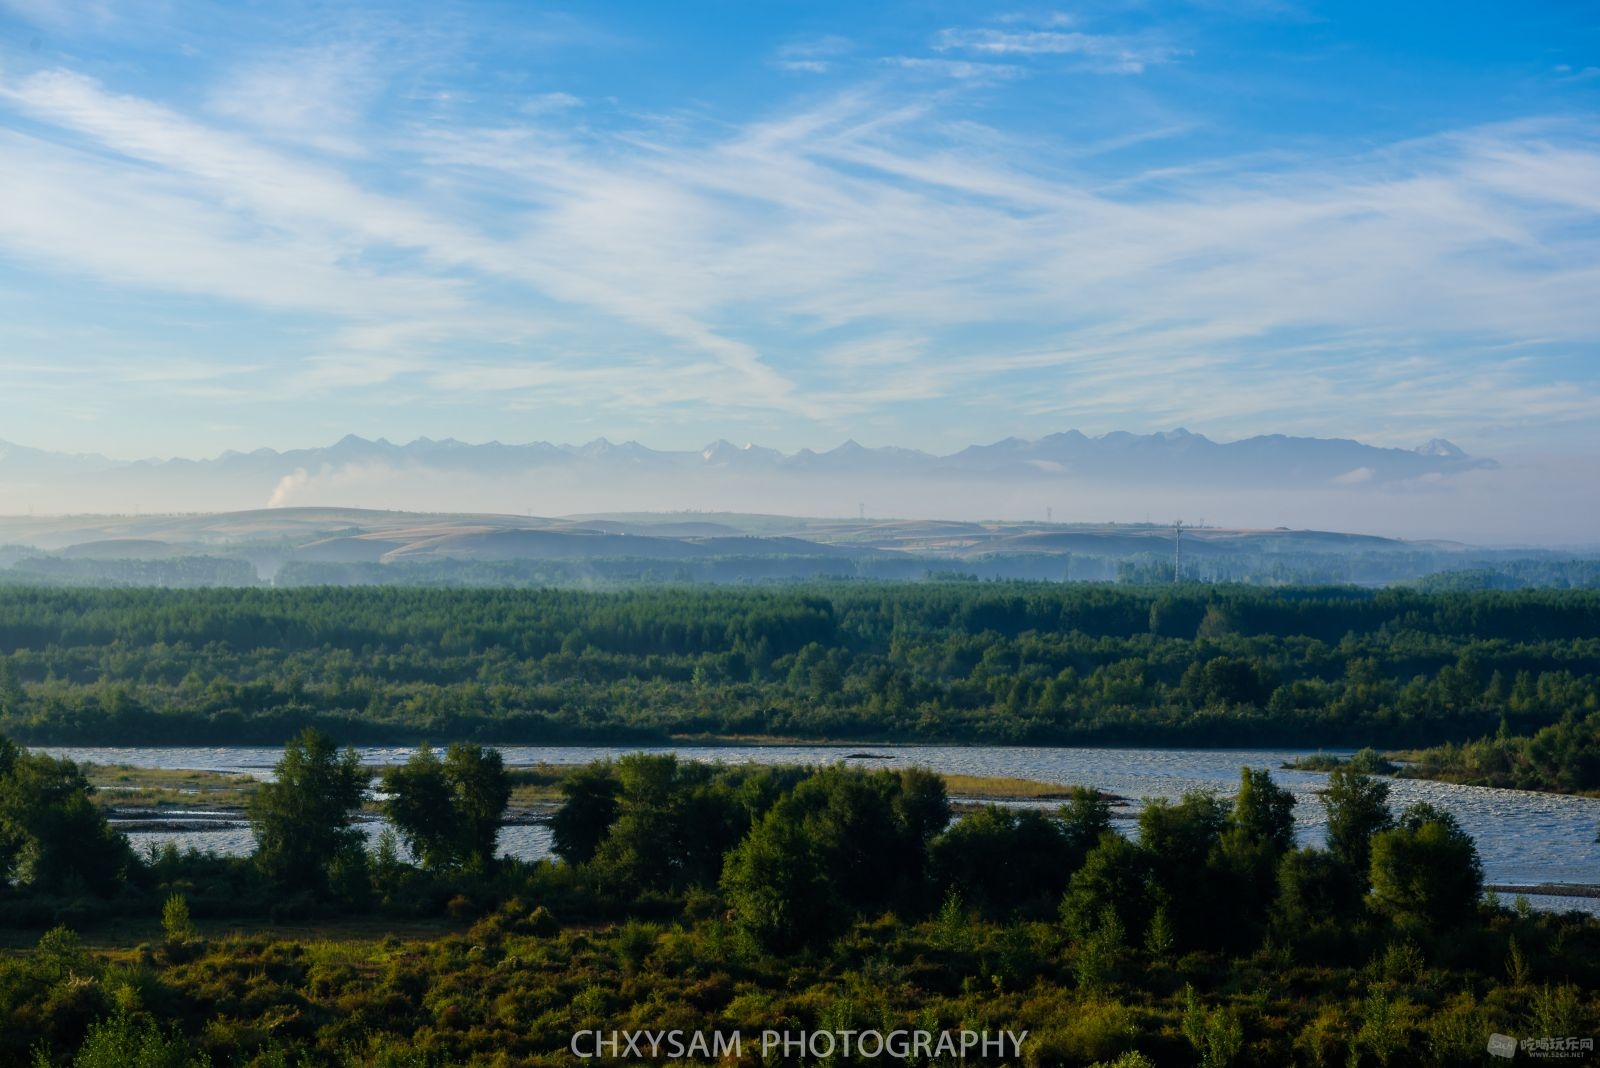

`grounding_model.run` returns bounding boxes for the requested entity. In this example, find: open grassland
[84,764,258,810]
[2,903,1595,1067]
